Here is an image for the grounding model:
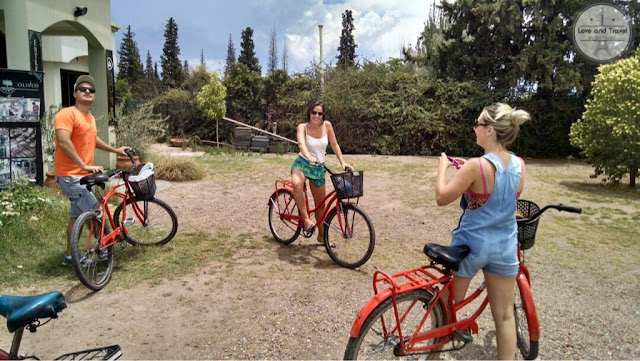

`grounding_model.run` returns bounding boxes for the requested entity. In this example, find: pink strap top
[463,157,525,210]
